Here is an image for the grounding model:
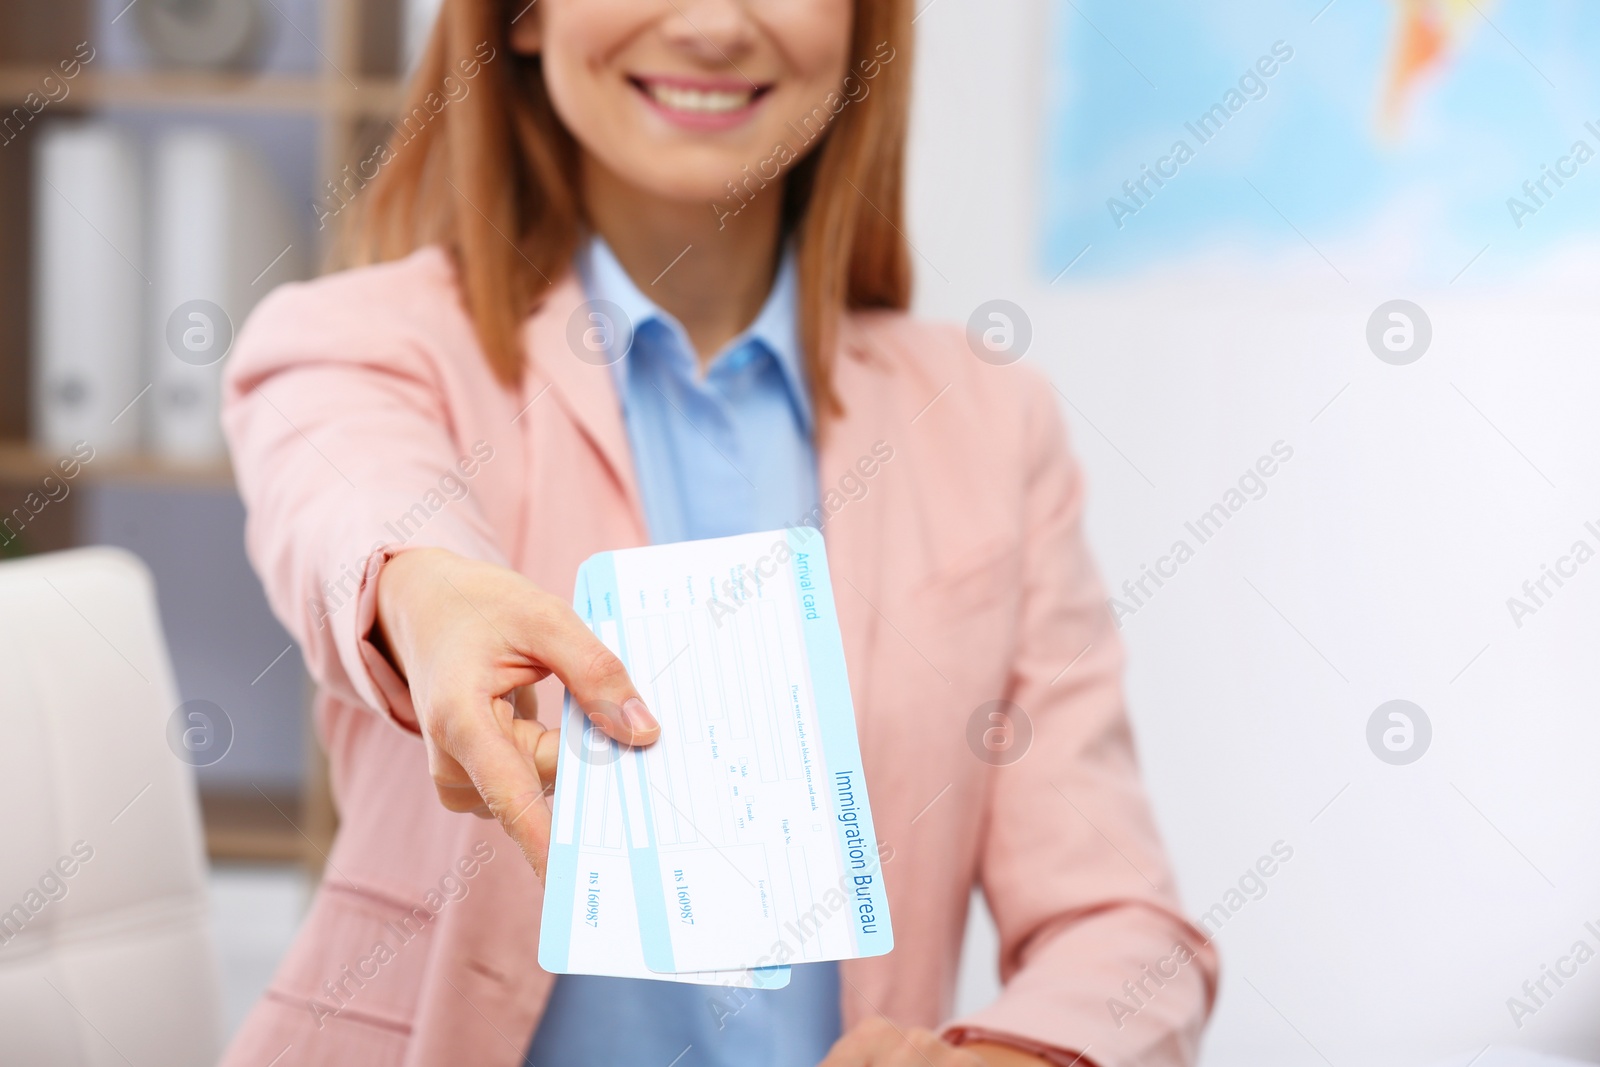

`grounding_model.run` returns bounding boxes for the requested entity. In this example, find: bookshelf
[0,0,414,873]
[0,0,405,446]
[0,67,403,118]
[0,439,233,490]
